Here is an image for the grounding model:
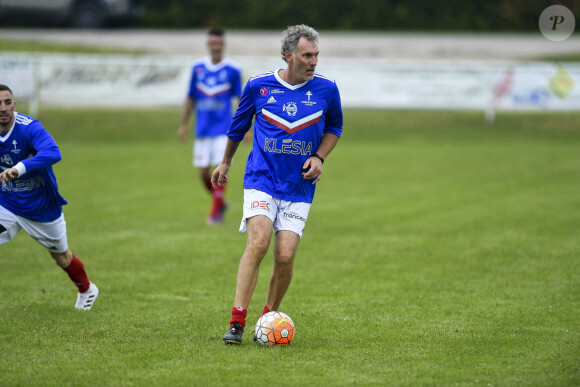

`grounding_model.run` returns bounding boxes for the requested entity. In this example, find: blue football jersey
[187,57,242,138]
[228,70,343,203]
[0,113,67,222]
